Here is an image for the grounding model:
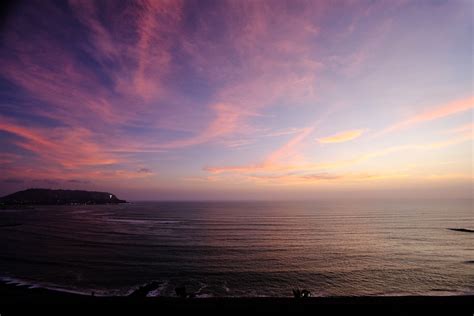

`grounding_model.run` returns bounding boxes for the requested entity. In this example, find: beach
[1,281,473,315]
